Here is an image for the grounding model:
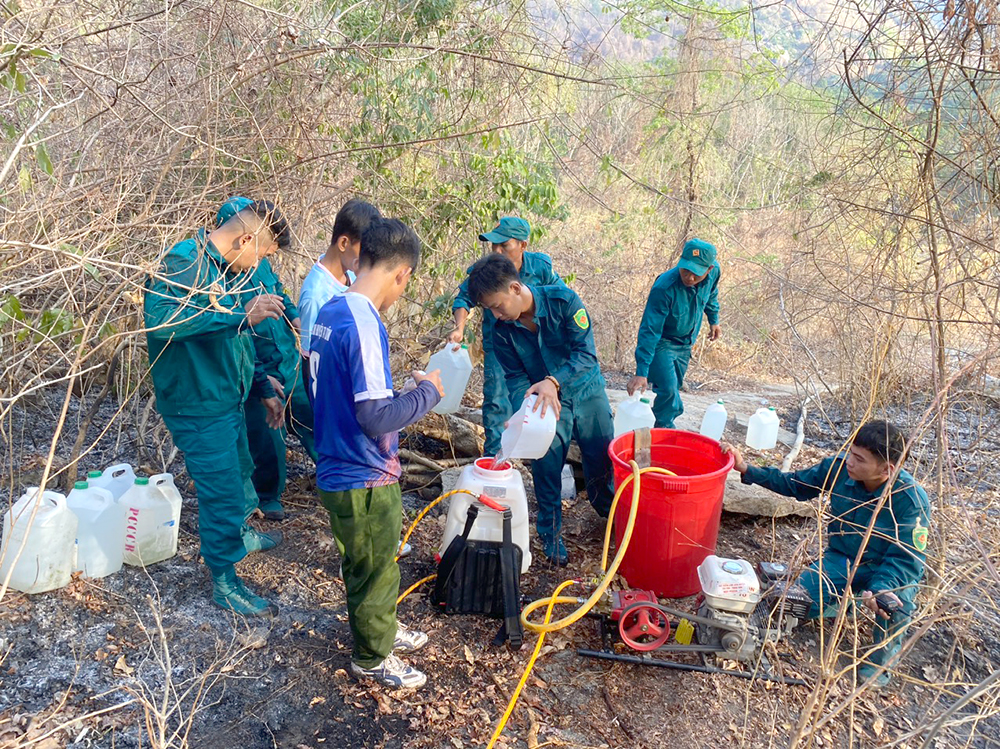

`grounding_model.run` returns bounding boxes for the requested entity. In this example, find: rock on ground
[723,471,816,518]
